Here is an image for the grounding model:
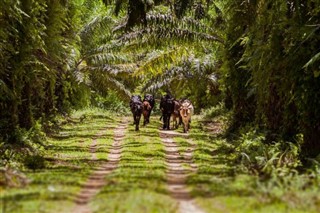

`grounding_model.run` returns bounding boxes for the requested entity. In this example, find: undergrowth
[2,105,320,213]
[194,104,320,212]
[1,107,116,213]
